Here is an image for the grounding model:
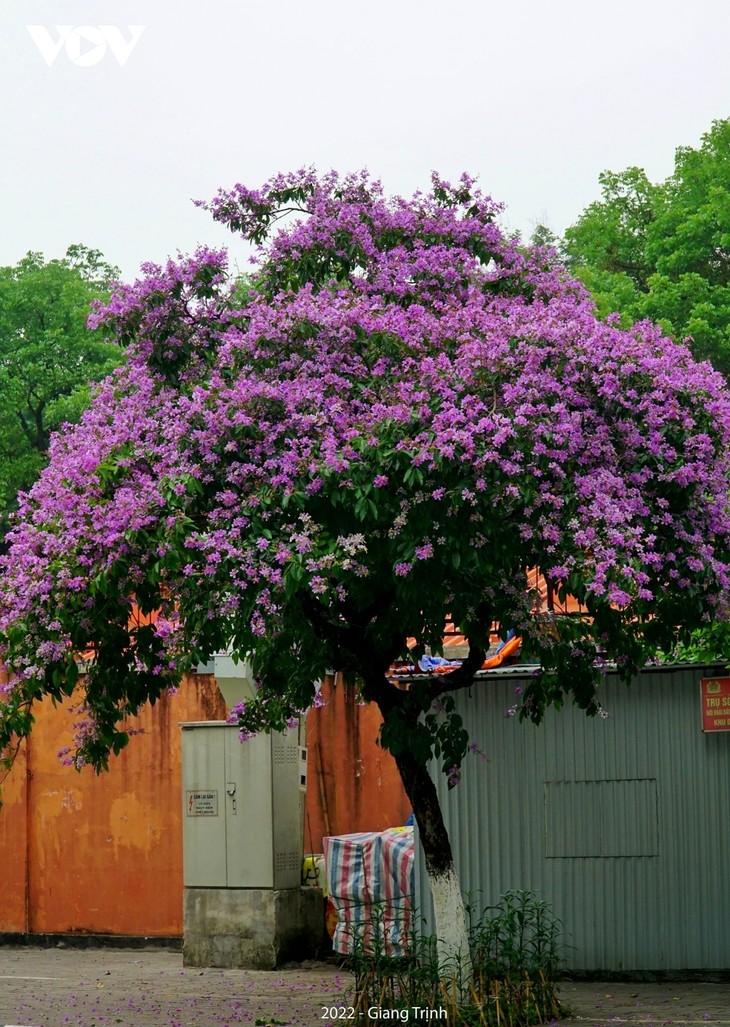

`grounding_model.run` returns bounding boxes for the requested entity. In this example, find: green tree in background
[562,118,730,374]
[0,246,122,539]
